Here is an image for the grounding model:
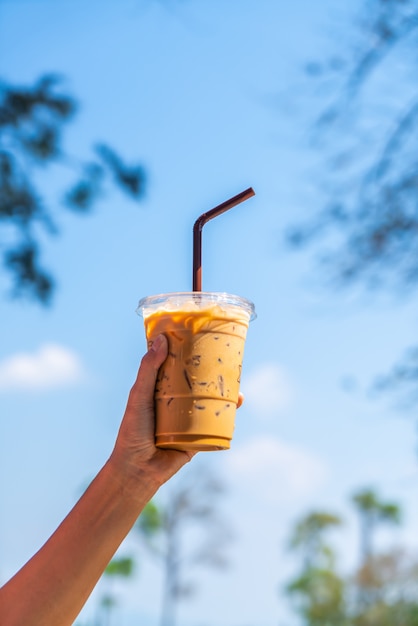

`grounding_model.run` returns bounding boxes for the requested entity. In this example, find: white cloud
[226,436,327,503]
[242,362,292,419]
[0,344,85,391]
